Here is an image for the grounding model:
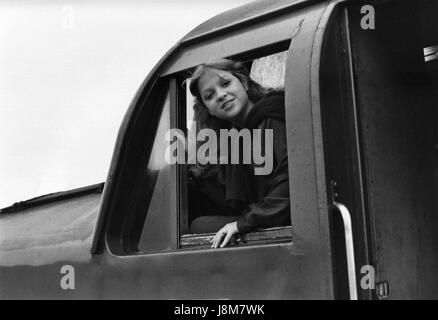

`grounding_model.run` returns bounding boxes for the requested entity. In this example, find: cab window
[177,49,293,250]
[132,48,295,253]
